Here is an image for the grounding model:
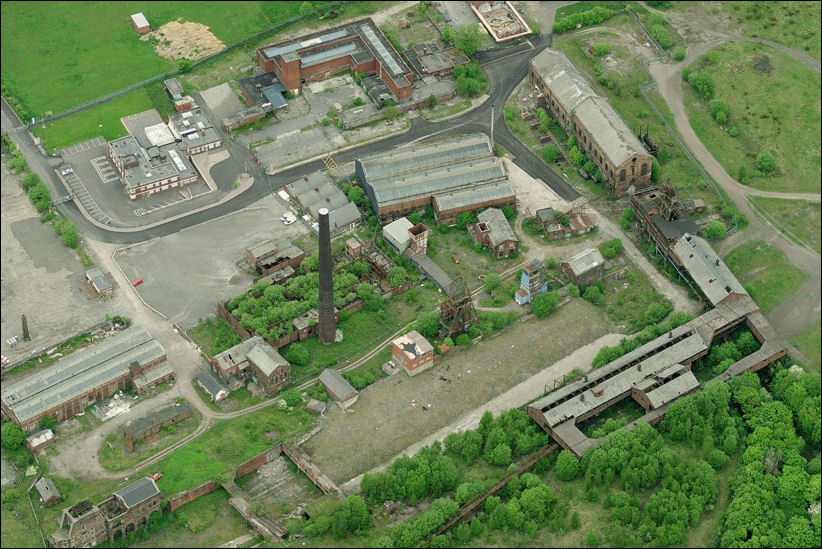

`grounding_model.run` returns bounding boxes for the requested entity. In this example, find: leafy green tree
[300,251,319,272]
[177,58,192,73]
[285,342,310,366]
[484,273,502,293]
[299,1,314,17]
[756,152,775,173]
[39,416,57,431]
[555,450,581,481]
[415,312,440,339]
[486,443,512,466]
[542,144,559,163]
[531,291,560,318]
[582,284,604,306]
[456,210,477,230]
[387,266,407,287]
[455,333,470,346]
[347,185,366,206]
[687,71,714,99]
[673,46,686,61]
[454,25,482,57]
[1,422,26,449]
[598,238,623,259]
[568,146,586,167]
[702,219,727,240]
